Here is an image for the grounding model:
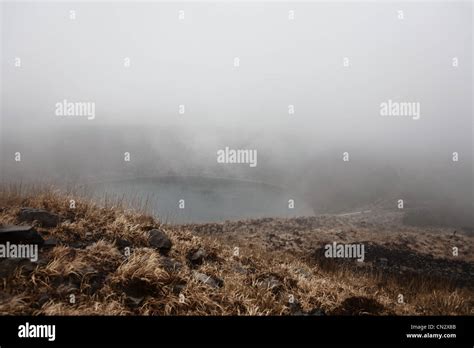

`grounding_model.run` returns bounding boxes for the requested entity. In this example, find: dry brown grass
[0,184,472,316]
